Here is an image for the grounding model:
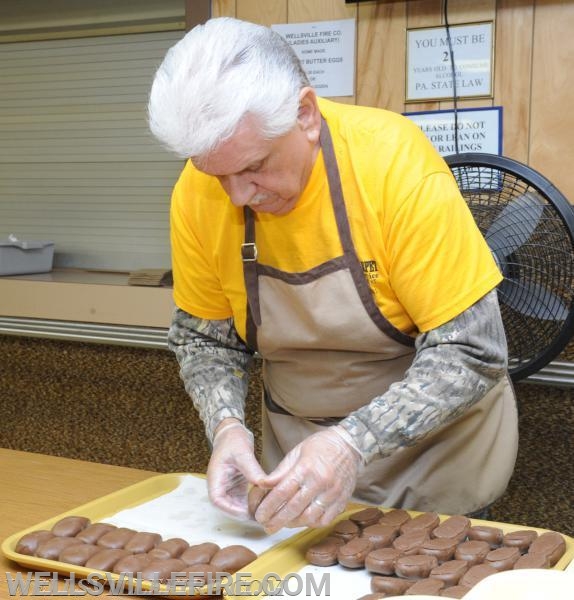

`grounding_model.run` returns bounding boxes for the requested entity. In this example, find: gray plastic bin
[0,236,55,275]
